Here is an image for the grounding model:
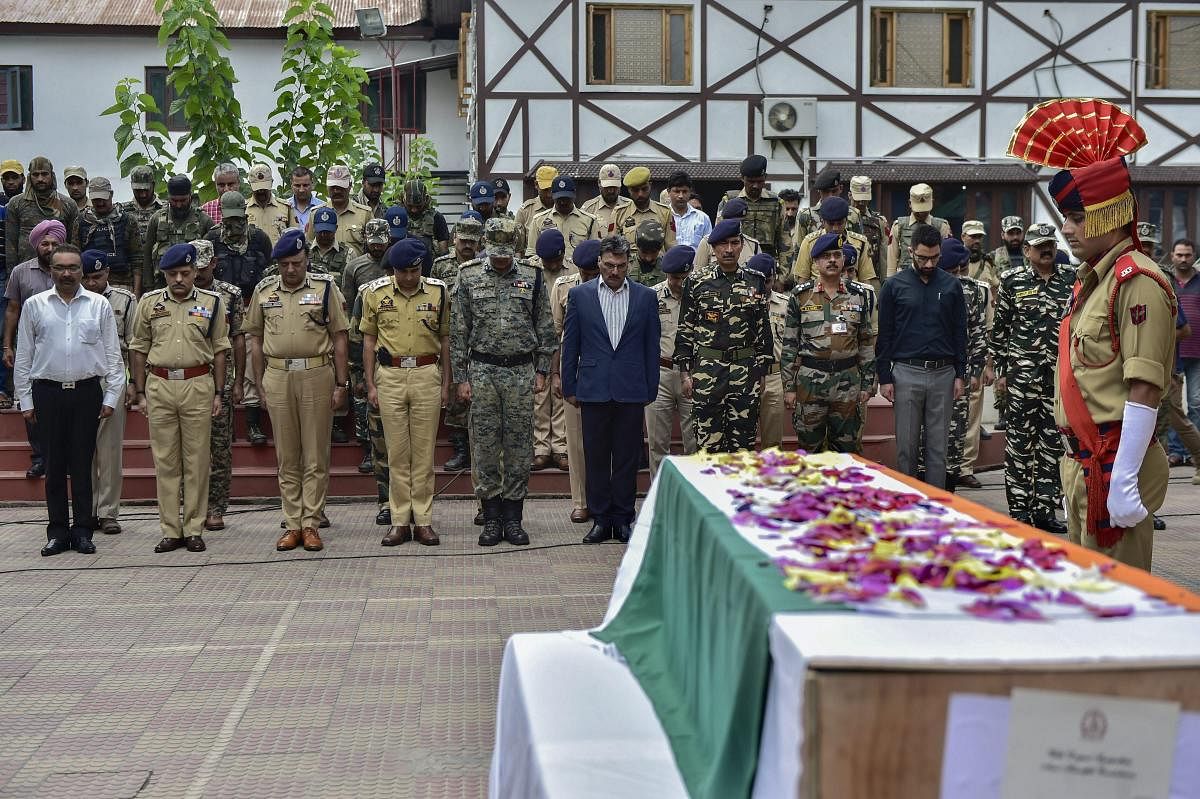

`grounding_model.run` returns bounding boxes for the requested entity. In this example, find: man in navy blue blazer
[561,236,660,543]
